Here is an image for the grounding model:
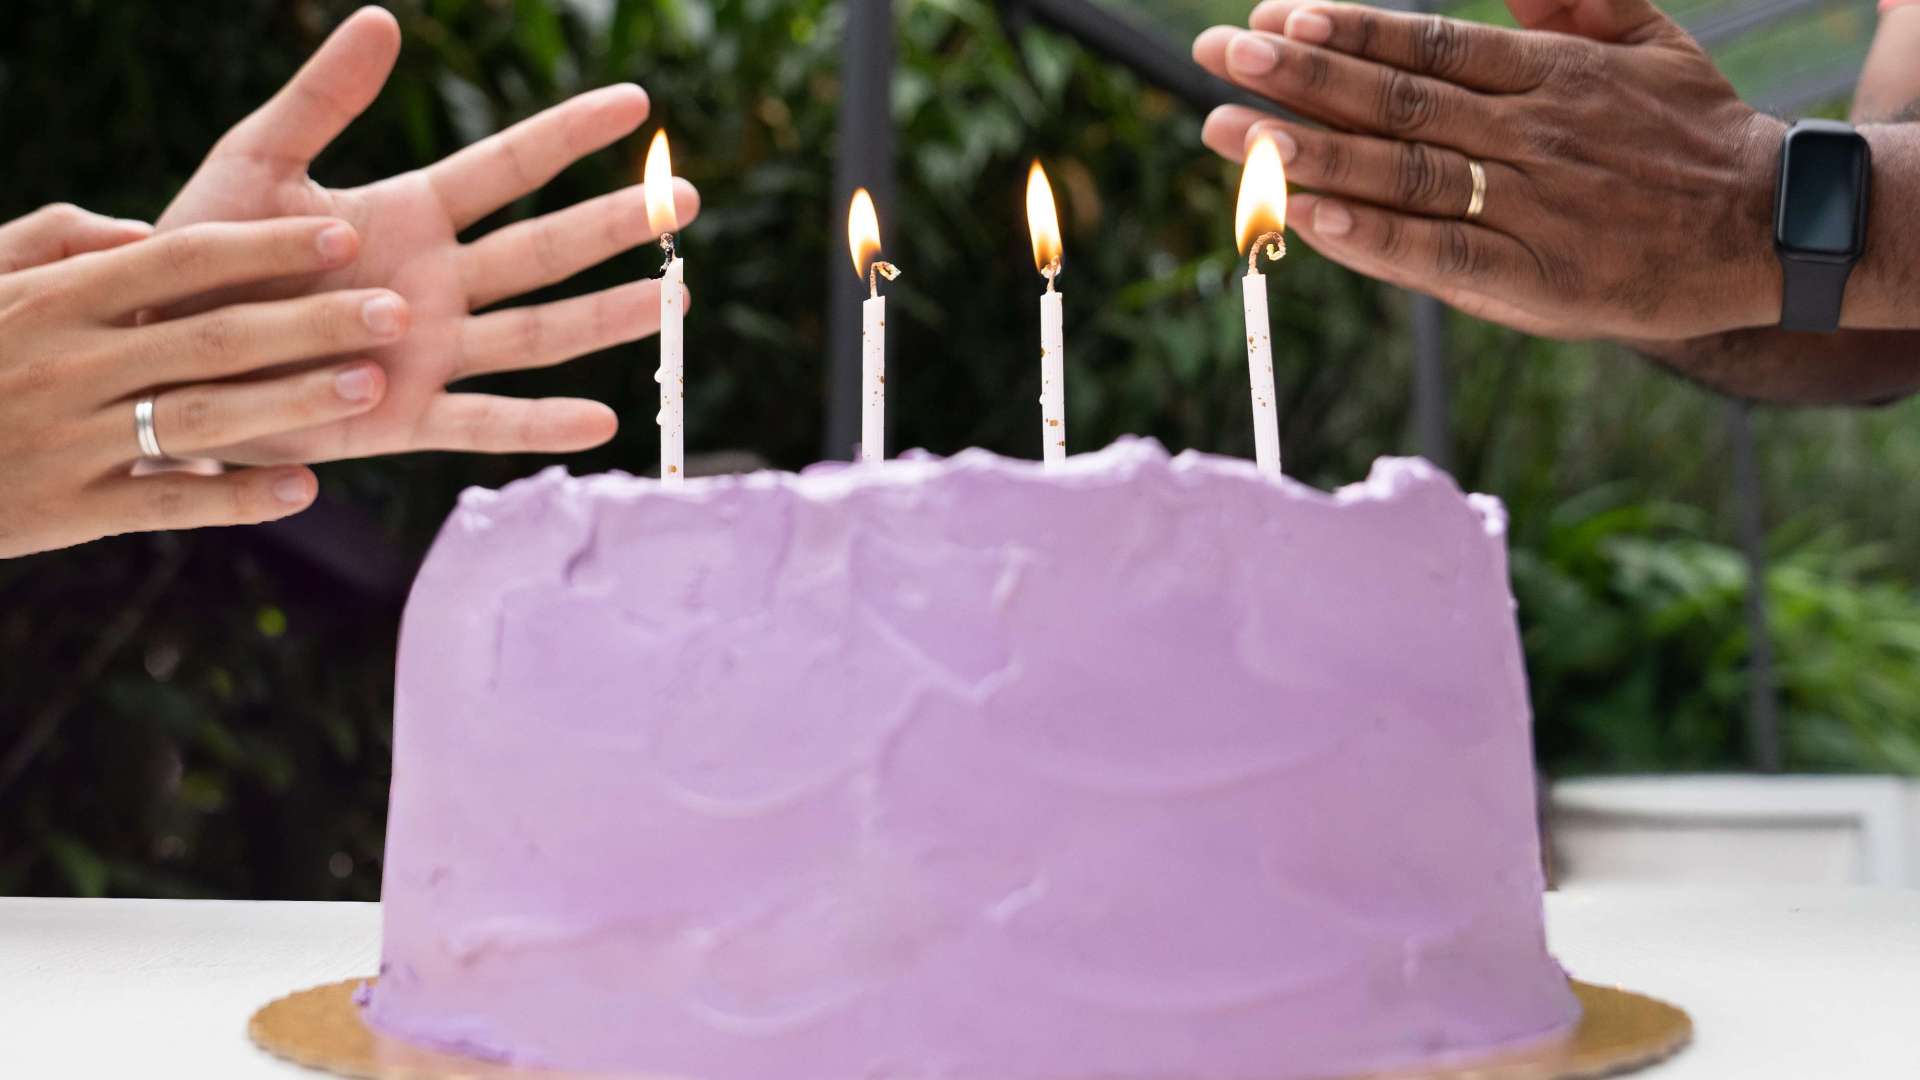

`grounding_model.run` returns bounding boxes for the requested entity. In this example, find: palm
[155,8,697,464]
